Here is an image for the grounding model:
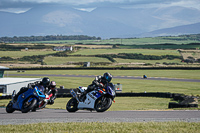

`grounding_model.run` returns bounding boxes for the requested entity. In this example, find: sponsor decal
[88,93,97,100]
